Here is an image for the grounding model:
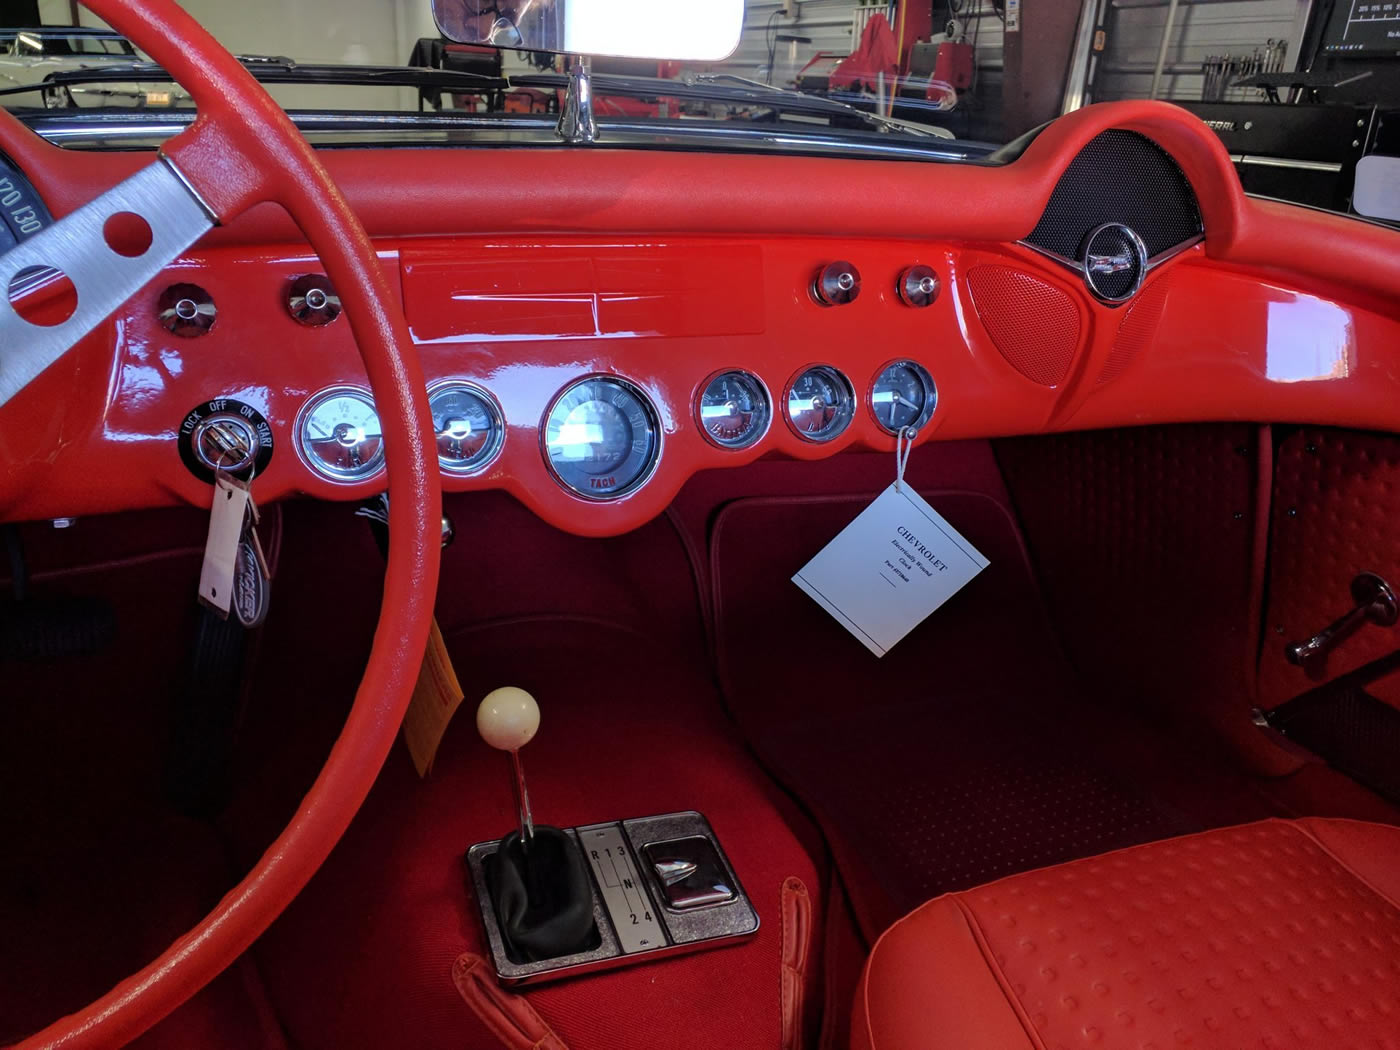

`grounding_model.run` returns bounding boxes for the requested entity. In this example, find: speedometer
[543,376,660,500]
